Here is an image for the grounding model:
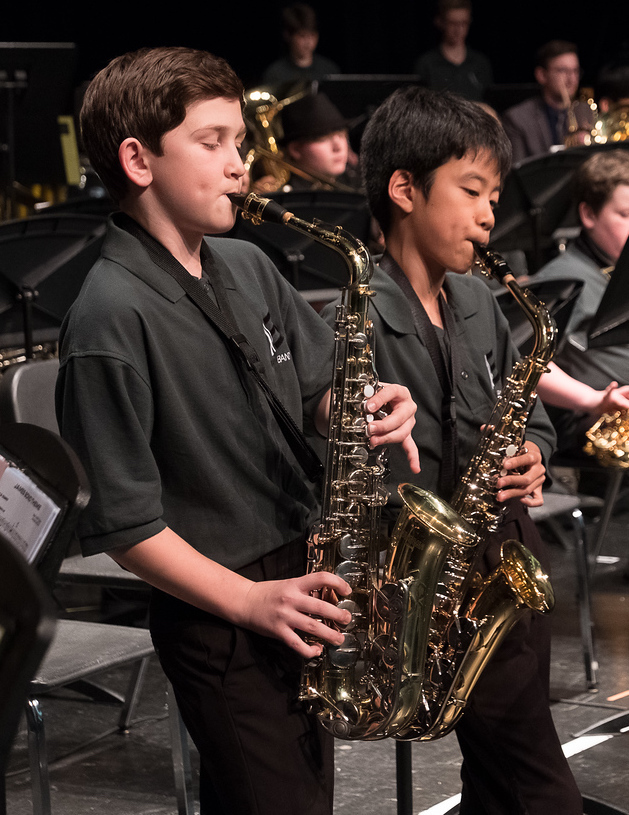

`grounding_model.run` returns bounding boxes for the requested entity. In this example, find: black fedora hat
[280,93,348,144]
